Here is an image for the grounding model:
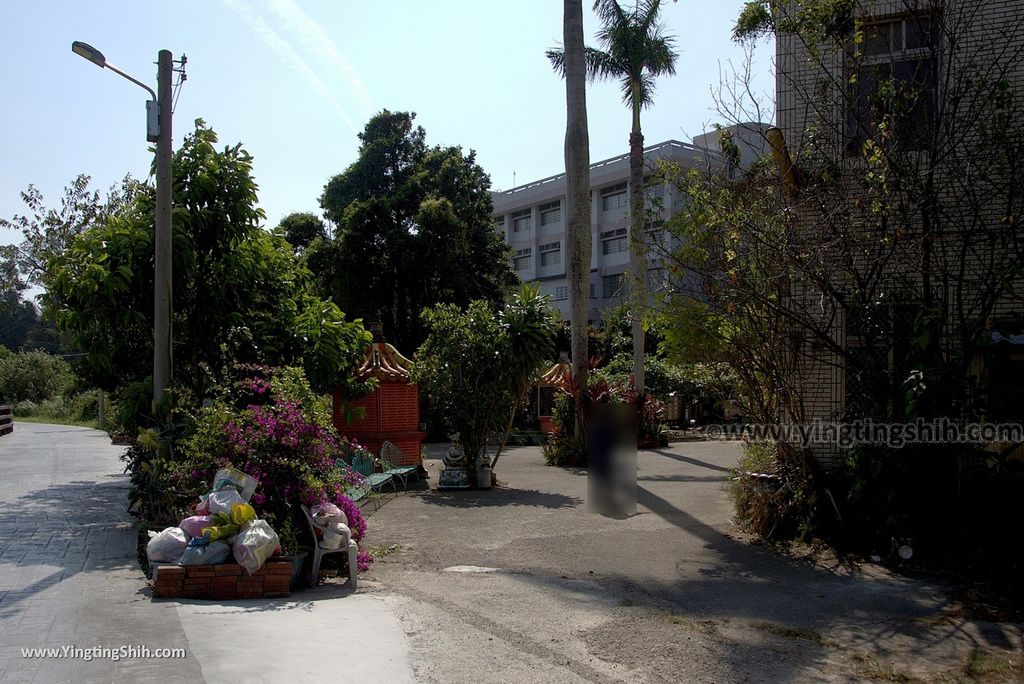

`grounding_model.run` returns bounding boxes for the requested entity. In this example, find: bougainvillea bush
[176,365,372,570]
